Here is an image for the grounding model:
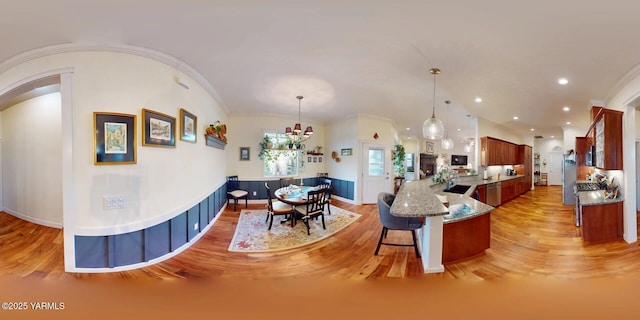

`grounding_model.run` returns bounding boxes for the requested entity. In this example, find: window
[368,148,385,176]
[262,133,300,177]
